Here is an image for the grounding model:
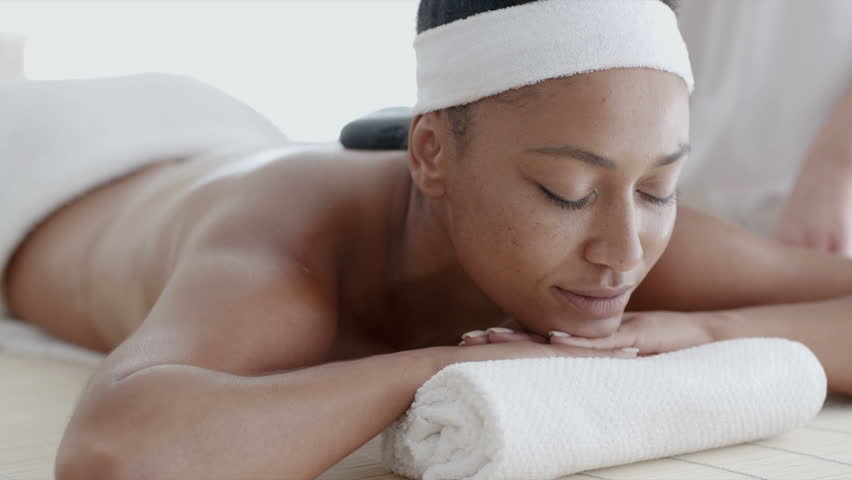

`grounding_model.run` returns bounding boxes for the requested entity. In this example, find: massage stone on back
[339,107,413,151]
